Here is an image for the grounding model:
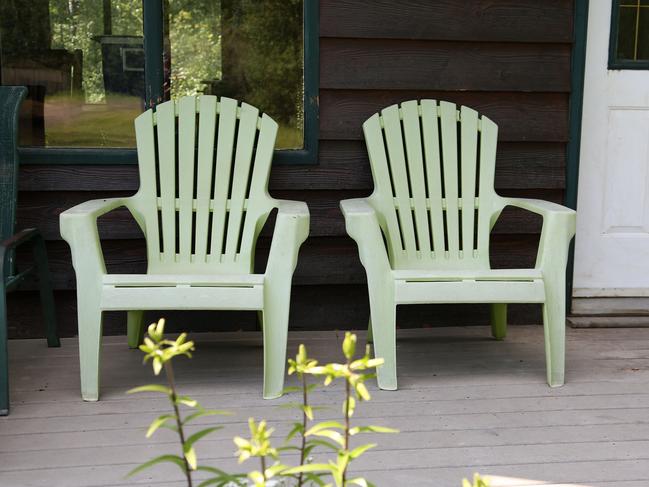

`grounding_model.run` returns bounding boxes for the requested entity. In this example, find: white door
[574,0,649,311]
